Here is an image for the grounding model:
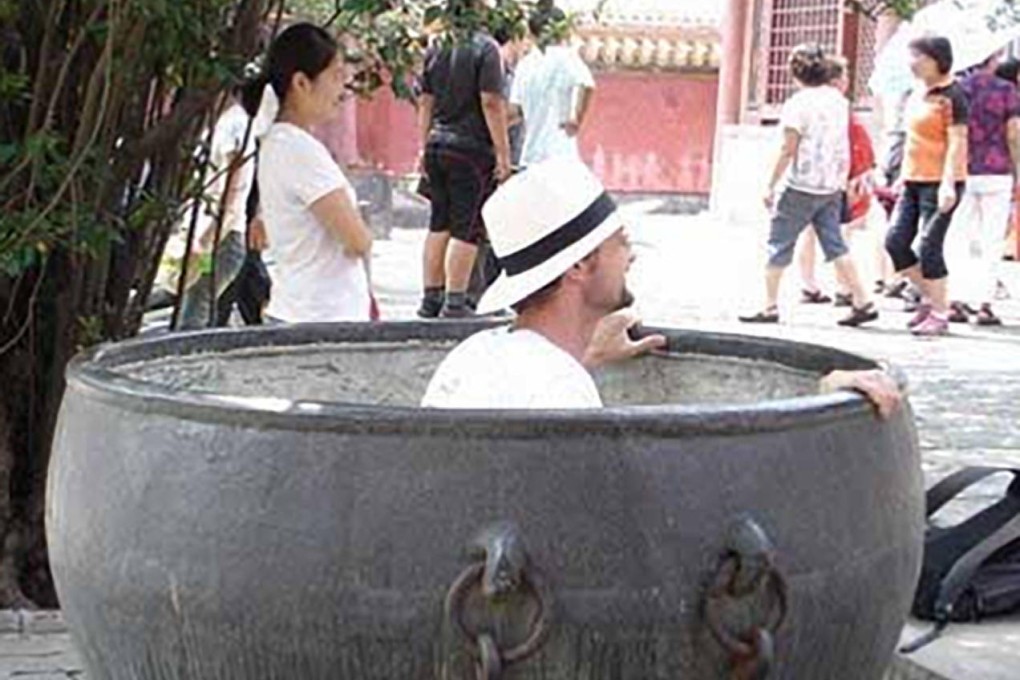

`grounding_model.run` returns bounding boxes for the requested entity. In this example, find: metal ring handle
[705,558,789,657]
[702,517,790,679]
[445,561,551,666]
